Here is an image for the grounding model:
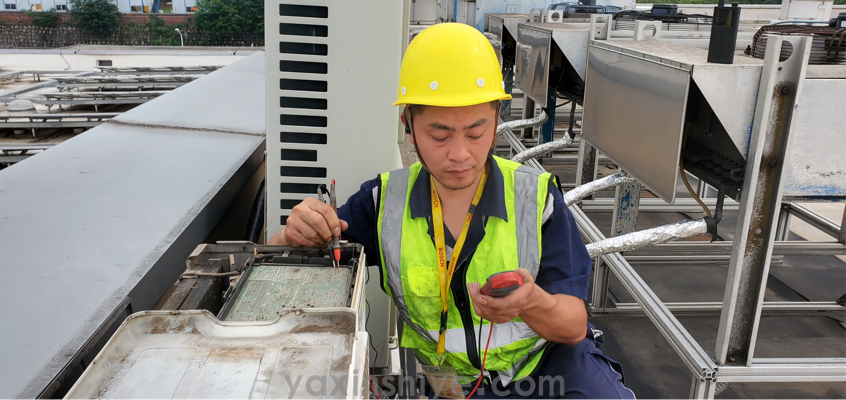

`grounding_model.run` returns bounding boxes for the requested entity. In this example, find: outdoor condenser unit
[581,40,846,203]
[265,0,406,372]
